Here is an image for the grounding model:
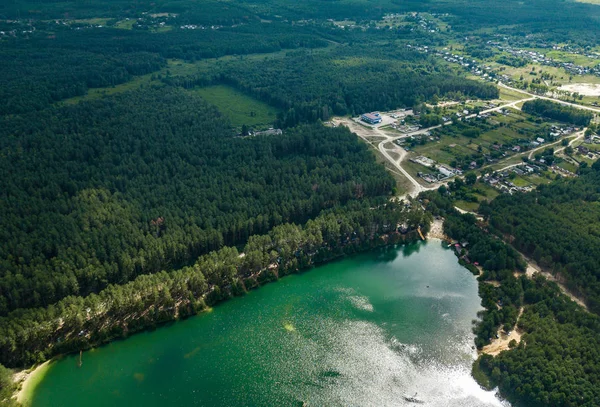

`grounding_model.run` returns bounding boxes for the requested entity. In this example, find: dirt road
[527,129,585,159]
[333,117,426,197]
[489,129,584,173]
[521,253,588,311]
